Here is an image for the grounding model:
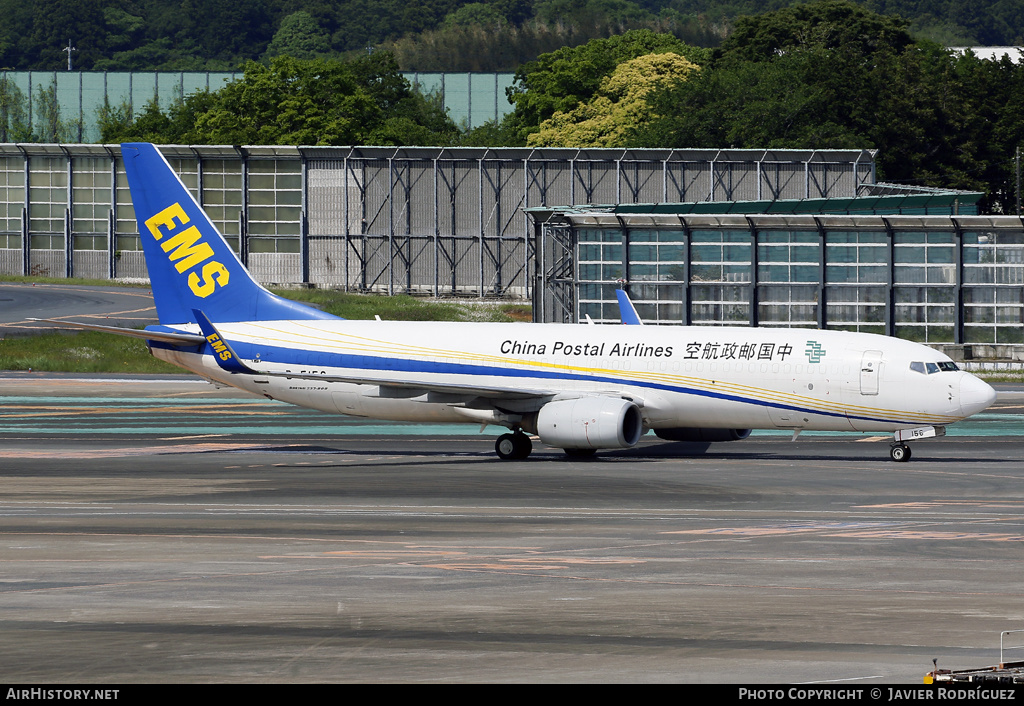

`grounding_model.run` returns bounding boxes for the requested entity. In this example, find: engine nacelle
[536,397,644,449]
[654,427,752,442]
